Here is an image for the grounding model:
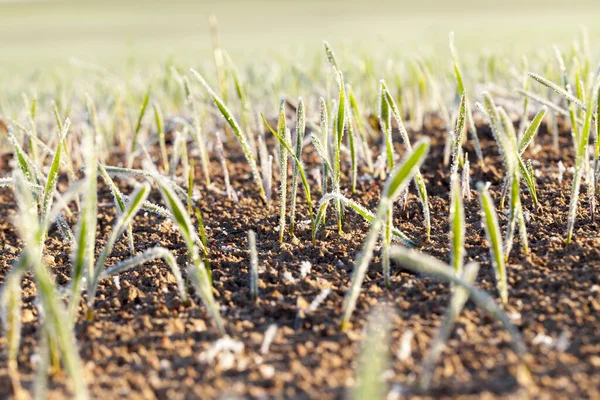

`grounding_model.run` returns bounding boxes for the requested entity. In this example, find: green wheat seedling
[498,108,529,260]
[346,95,358,193]
[529,47,591,147]
[99,165,210,240]
[449,32,483,164]
[449,97,467,275]
[22,94,39,166]
[153,101,170,173]
[340,138,430,330]
[32,116,72,251]
[479,94,539,259]
[528,72,587,113]
[261,113,316,243]
[347,86,374,173]
[566,81,599,244]
[69,126,98,320]
[187,158,195,212]
[182,76,211,186]
[151,169,224,334]
[98,164,136,256]
[190,68,266,203]
[9,119,50,168]
[0,257,25,396]
[289,97,306,236]
[407,62,425,131]
[415,58,451,128]
[314,192,415,247]
[449,174,465,275]
[351,306,390,400]
[476,182,509,305]
[276,100,289,242]
[128,83,151,167]
[43,116,70,203]
[100,246,185,298]
[315,98,330,217]
[323,41,349,231]
[208,14,228,103]
[248,229,259,302]
[8,121,75,188]
[7,127,42,186]
[379,81,394,171]
[86,184,151,313]
[102,176,173,221]
[225,51,257,158]
[516,106,547,208]
[266,155,275,206]
[334,80,347,232]
[51,103,78,197]
[593,85,600,221]
[0,176,43,193]
[387,245,528,386]
[517,88,582,124]
[10,170,89,399]
[101,165,188,198]
[310,108,347,236]
[381,81,431,240]
[450,94,467,180]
